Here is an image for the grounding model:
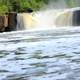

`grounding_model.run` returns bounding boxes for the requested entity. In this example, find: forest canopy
[0,0,80,14]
